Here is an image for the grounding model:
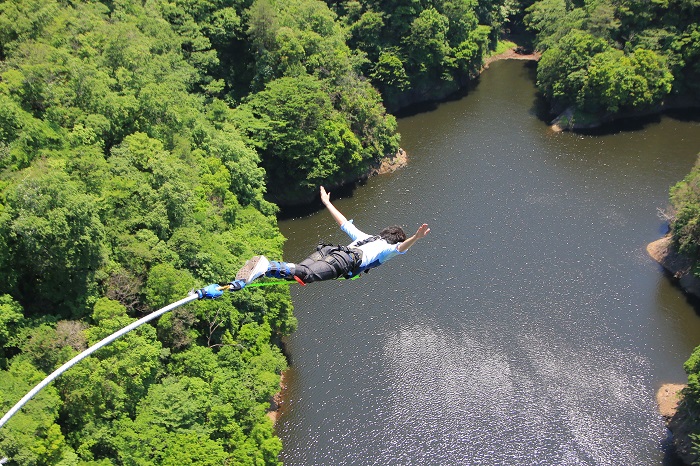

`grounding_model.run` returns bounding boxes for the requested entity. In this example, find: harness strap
[353,235,381,247]
[316,235,381,279]
[315,244,362,279]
